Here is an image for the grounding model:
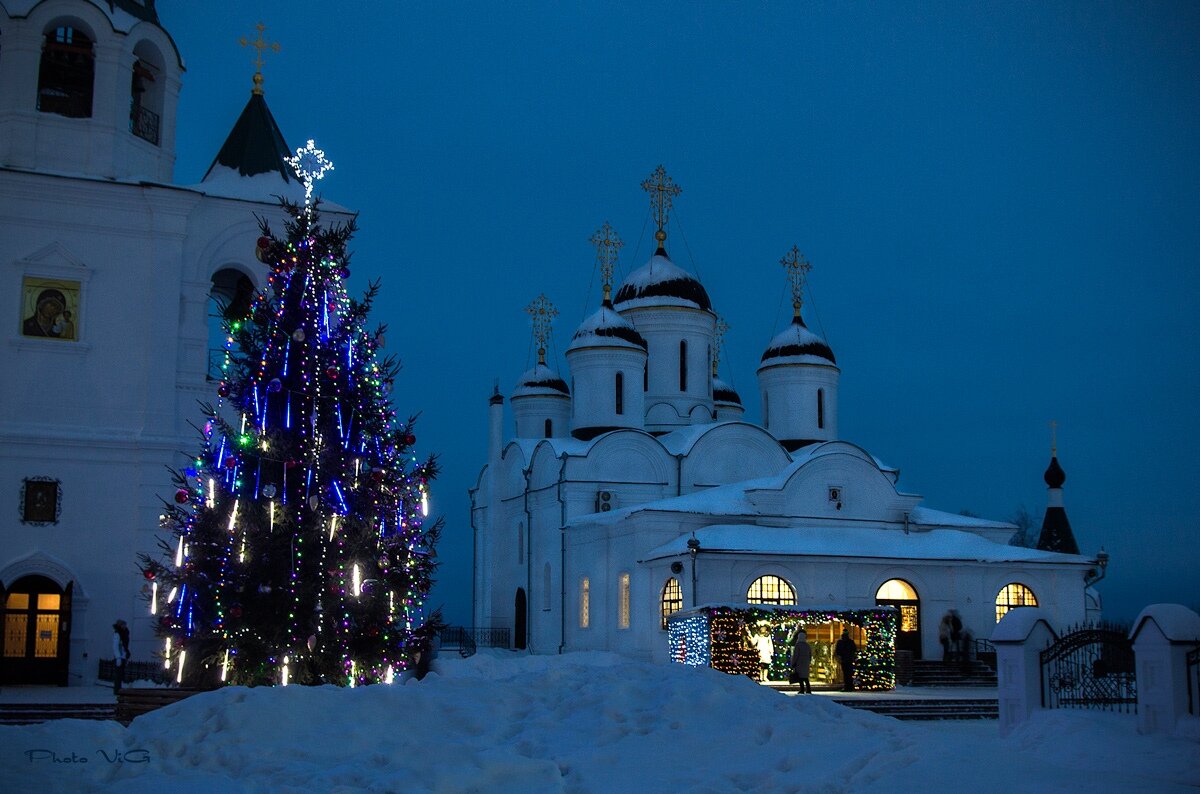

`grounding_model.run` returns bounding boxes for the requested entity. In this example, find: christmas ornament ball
[404,433,416,446]
[224,456,237,469]
[217,383,230,398]
[326,366,338,379]
[292,328,306,342]
[255,235,272,262]
[174,488,190,504]
[143,568,156,581]
[267,378,282,393]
